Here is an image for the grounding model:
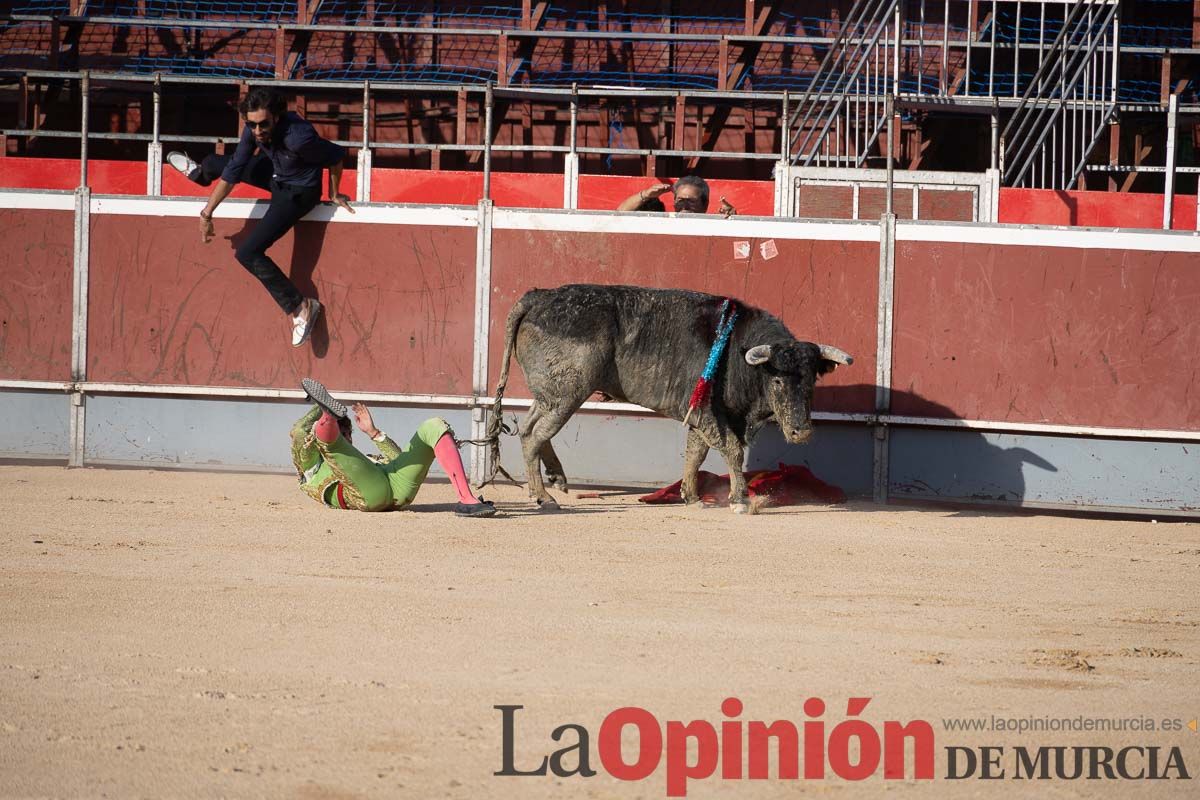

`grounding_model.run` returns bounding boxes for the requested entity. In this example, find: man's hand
[330,193,355,214]
[200,212,215,243]
[351,402,379,438]
[718,196,736,218]
[640,183,672,202]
